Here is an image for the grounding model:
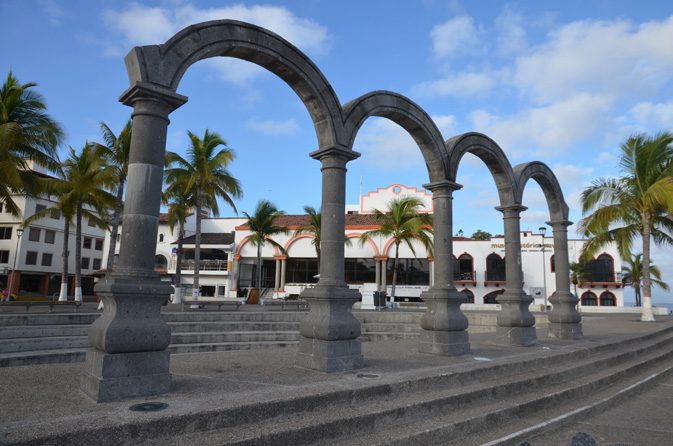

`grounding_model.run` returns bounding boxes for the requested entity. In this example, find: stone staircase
[0,309,504,367]
[135,324,673,446]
